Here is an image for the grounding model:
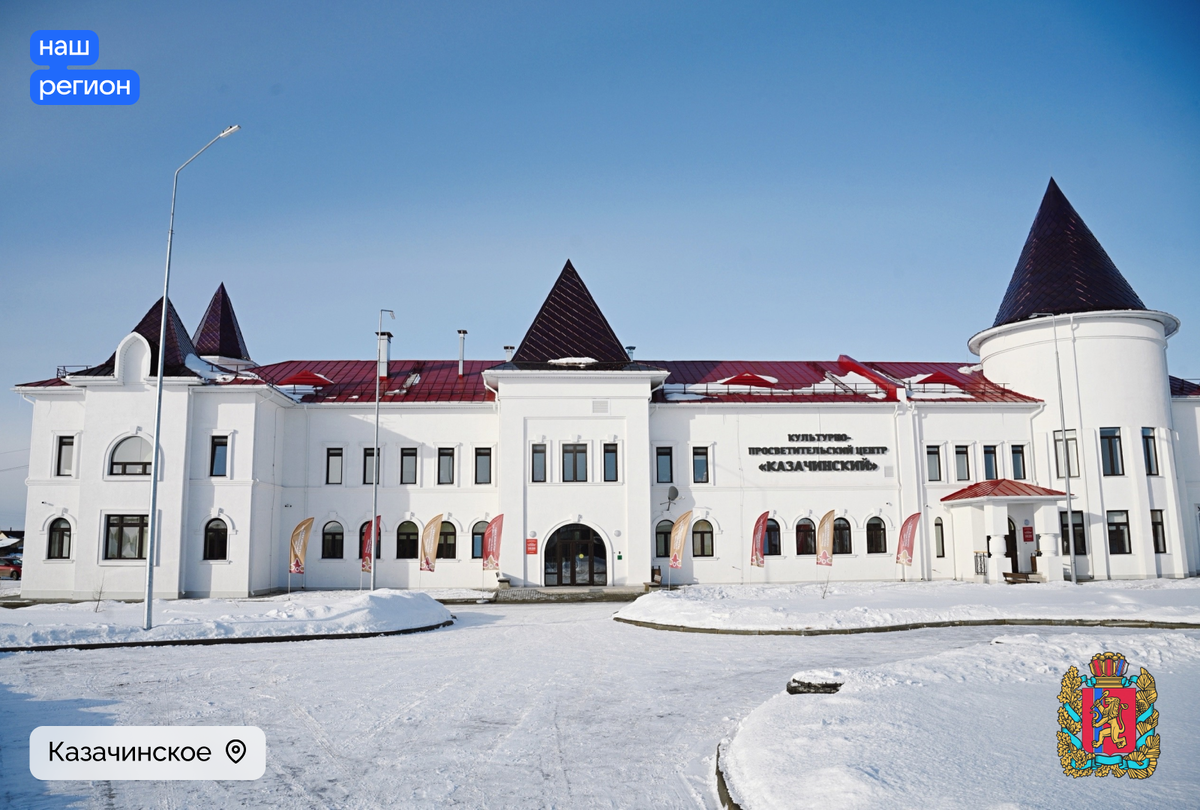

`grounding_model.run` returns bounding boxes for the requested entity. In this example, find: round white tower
[968,179,1187,580]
